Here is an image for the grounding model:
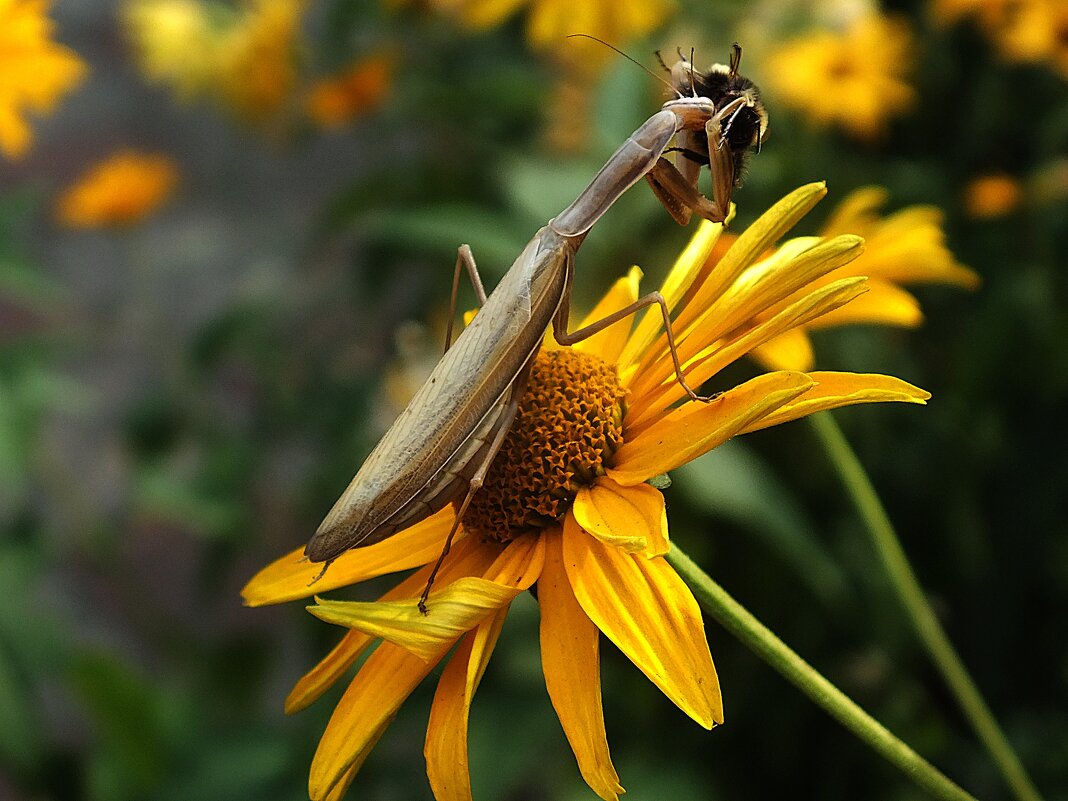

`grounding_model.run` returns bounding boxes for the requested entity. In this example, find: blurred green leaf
[673,440,848,607]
